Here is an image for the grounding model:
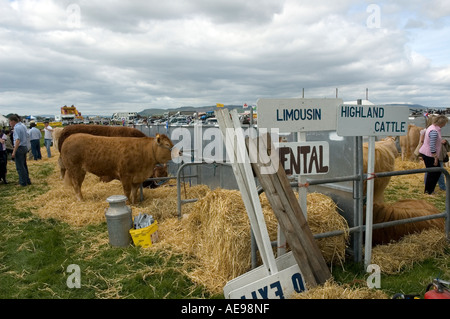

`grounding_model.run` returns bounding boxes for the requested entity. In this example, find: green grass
[0,160,216,299]
[0,157,449,299]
